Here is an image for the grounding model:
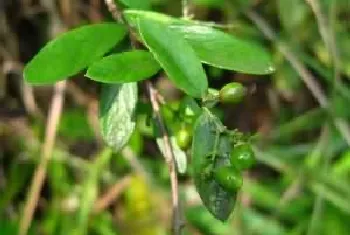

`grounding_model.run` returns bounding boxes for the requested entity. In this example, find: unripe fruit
[214,166,243,193]
[230,143,256,170]
[219,82,246,104]
[176,127,192,150]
